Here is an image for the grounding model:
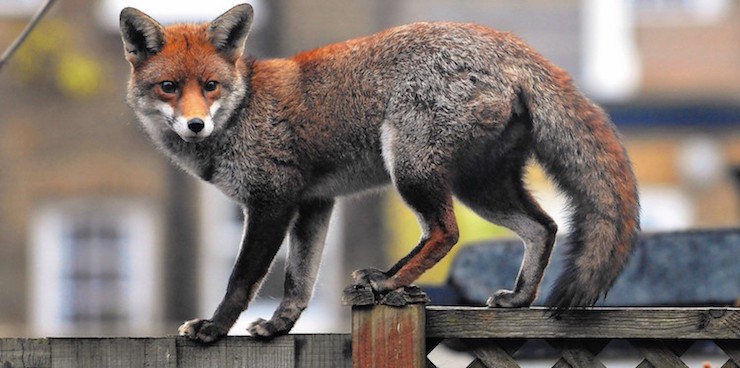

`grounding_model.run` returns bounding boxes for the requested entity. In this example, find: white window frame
[29,198,161,336]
